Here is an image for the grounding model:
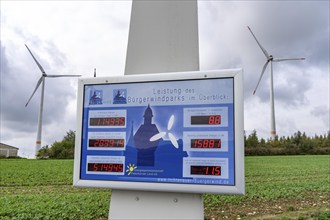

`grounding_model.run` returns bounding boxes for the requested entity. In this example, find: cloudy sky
[1,1,329,158]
